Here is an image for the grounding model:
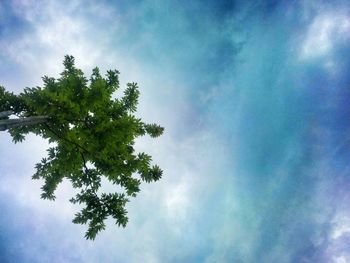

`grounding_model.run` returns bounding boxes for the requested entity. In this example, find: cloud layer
[1,0,350,262]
